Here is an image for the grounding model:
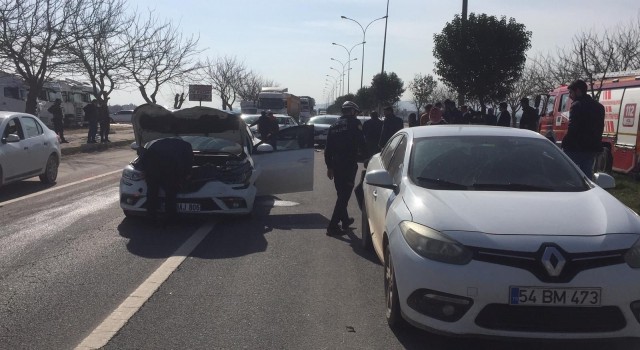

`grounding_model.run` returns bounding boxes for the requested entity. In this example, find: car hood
[403,185,640,236]
[132,104,246,147]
